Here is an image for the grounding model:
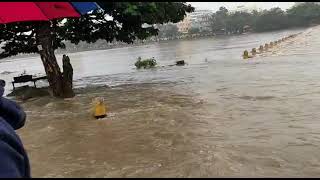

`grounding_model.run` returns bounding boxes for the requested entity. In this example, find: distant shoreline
[1,26,308,61]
